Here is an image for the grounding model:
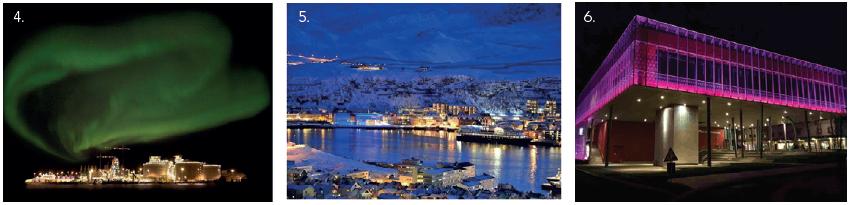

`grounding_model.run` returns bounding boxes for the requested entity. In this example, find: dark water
[10,182,265,201]
[287,128,561,193]
[26,183,213,190]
